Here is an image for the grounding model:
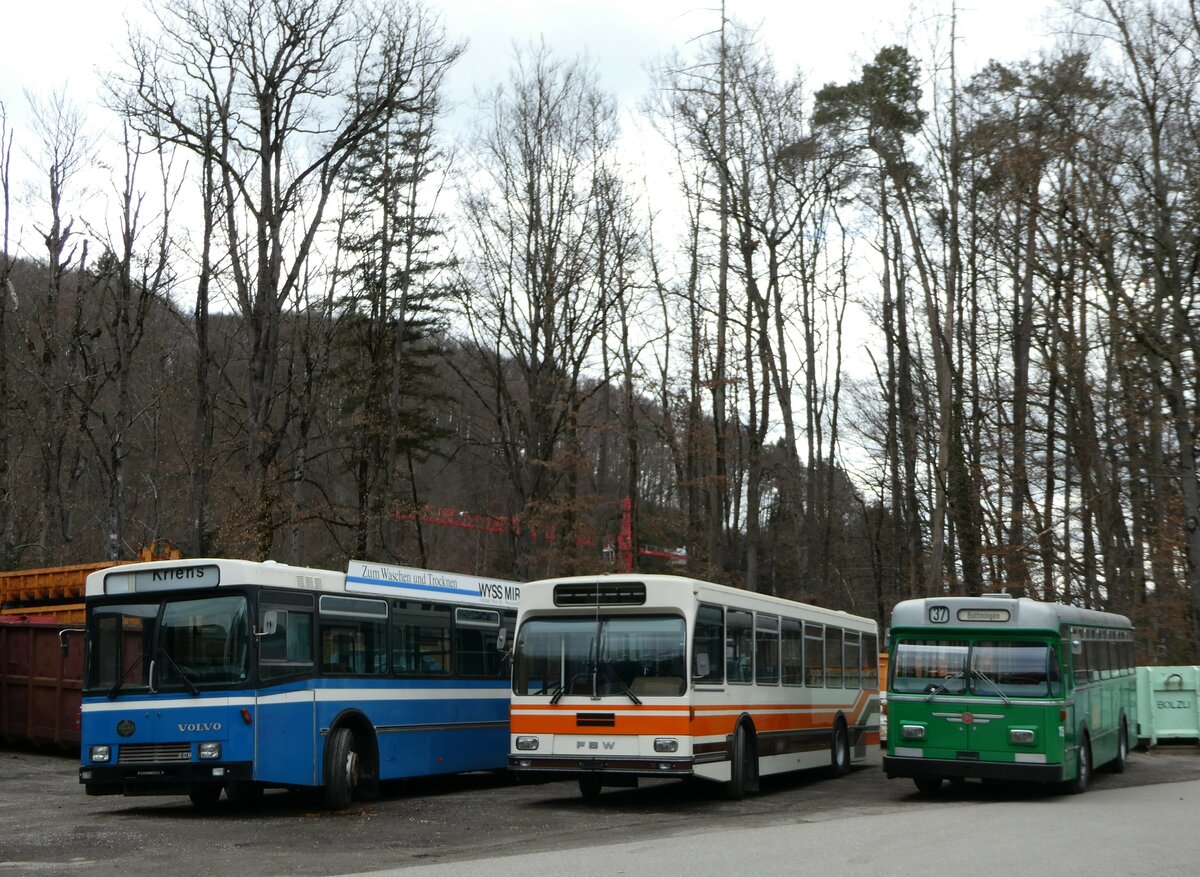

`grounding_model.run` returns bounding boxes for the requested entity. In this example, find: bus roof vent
[554,582,646,607]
